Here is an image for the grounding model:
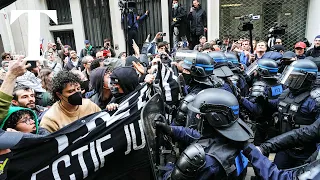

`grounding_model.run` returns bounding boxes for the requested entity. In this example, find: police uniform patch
[271,85,283,97]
